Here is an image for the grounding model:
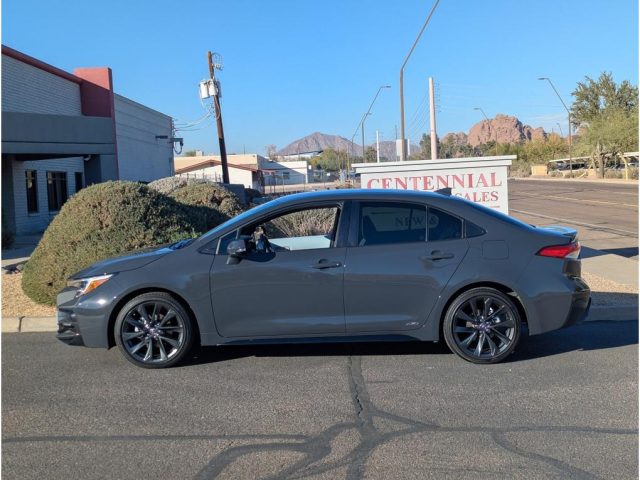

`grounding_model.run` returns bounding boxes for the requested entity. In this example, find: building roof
[175,158,259,174]
[2,44,82,84]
